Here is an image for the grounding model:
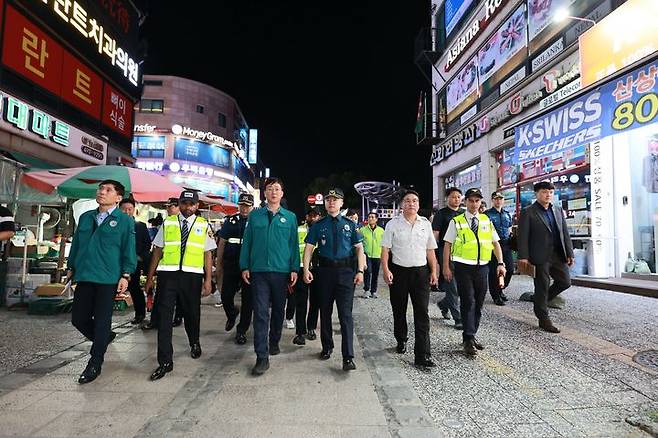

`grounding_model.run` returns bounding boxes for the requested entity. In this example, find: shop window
[218,112,227,128]
[196,105,204,114]
[140,99,164,113]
